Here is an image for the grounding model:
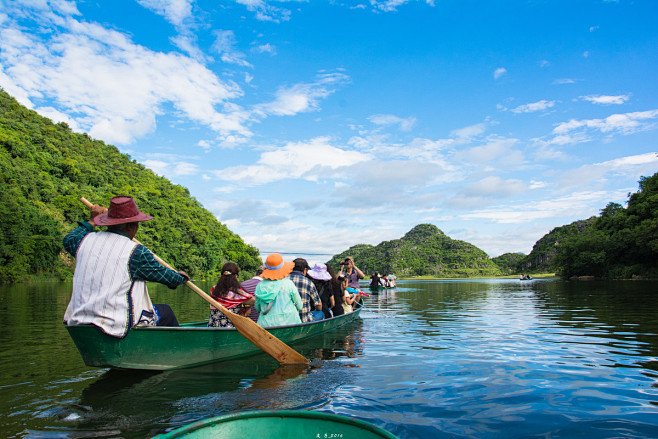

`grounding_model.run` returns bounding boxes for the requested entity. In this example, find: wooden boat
[153,410,398,438]
[66,303,363,370]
